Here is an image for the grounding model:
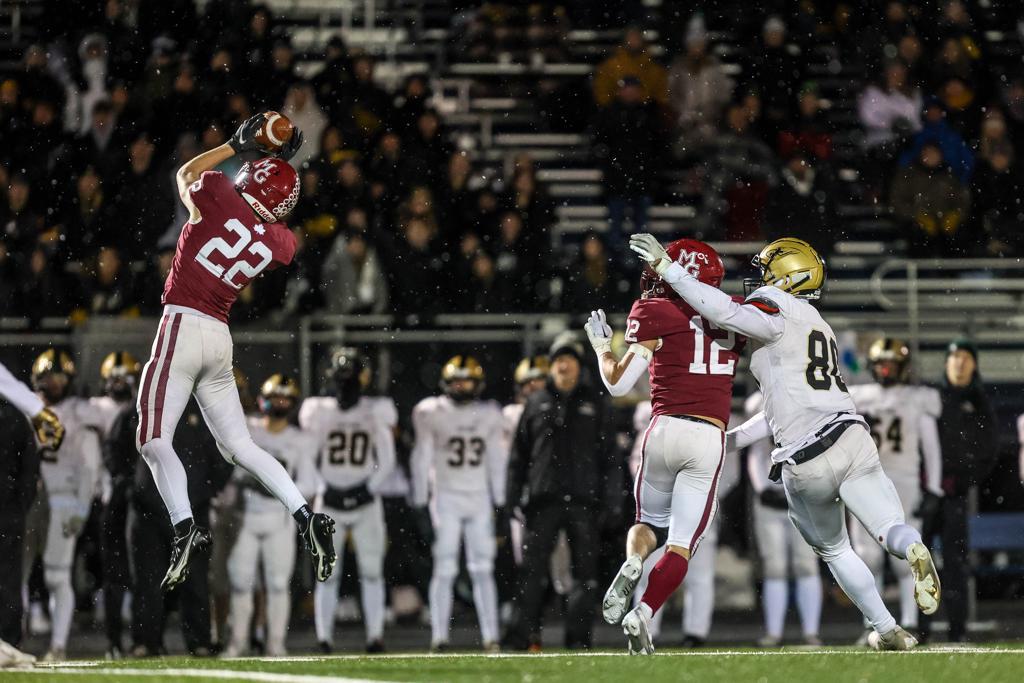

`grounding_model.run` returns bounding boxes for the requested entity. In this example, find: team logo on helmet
[235,158,300,222]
